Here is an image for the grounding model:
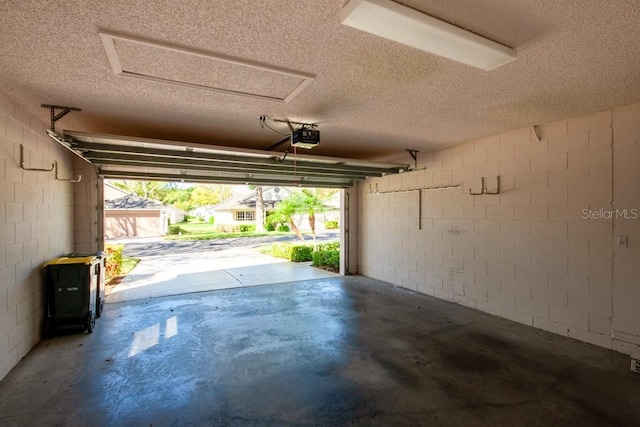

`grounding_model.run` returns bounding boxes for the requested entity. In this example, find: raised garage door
[46,130,408,188]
